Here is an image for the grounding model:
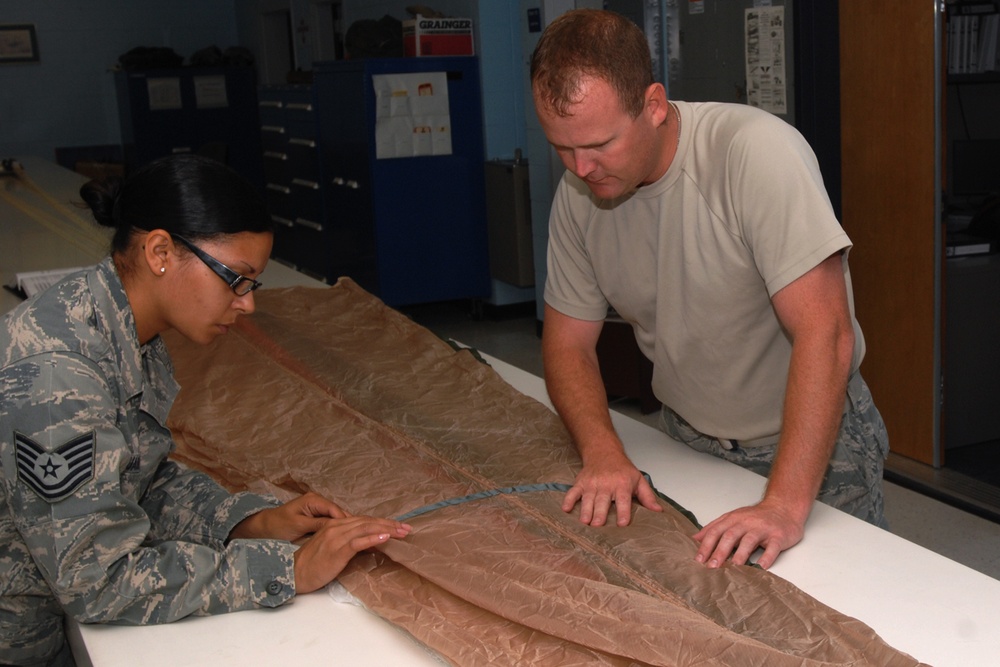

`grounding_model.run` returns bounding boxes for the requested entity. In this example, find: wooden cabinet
[839,2,942,465]
[840,3,1000,466]
[596,318,660,415]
